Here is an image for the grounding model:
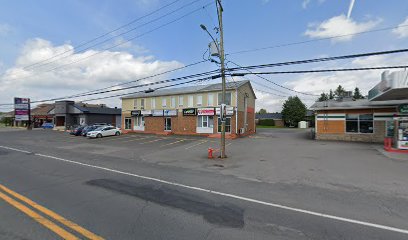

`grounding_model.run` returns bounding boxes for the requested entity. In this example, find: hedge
[258,119,275,126]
